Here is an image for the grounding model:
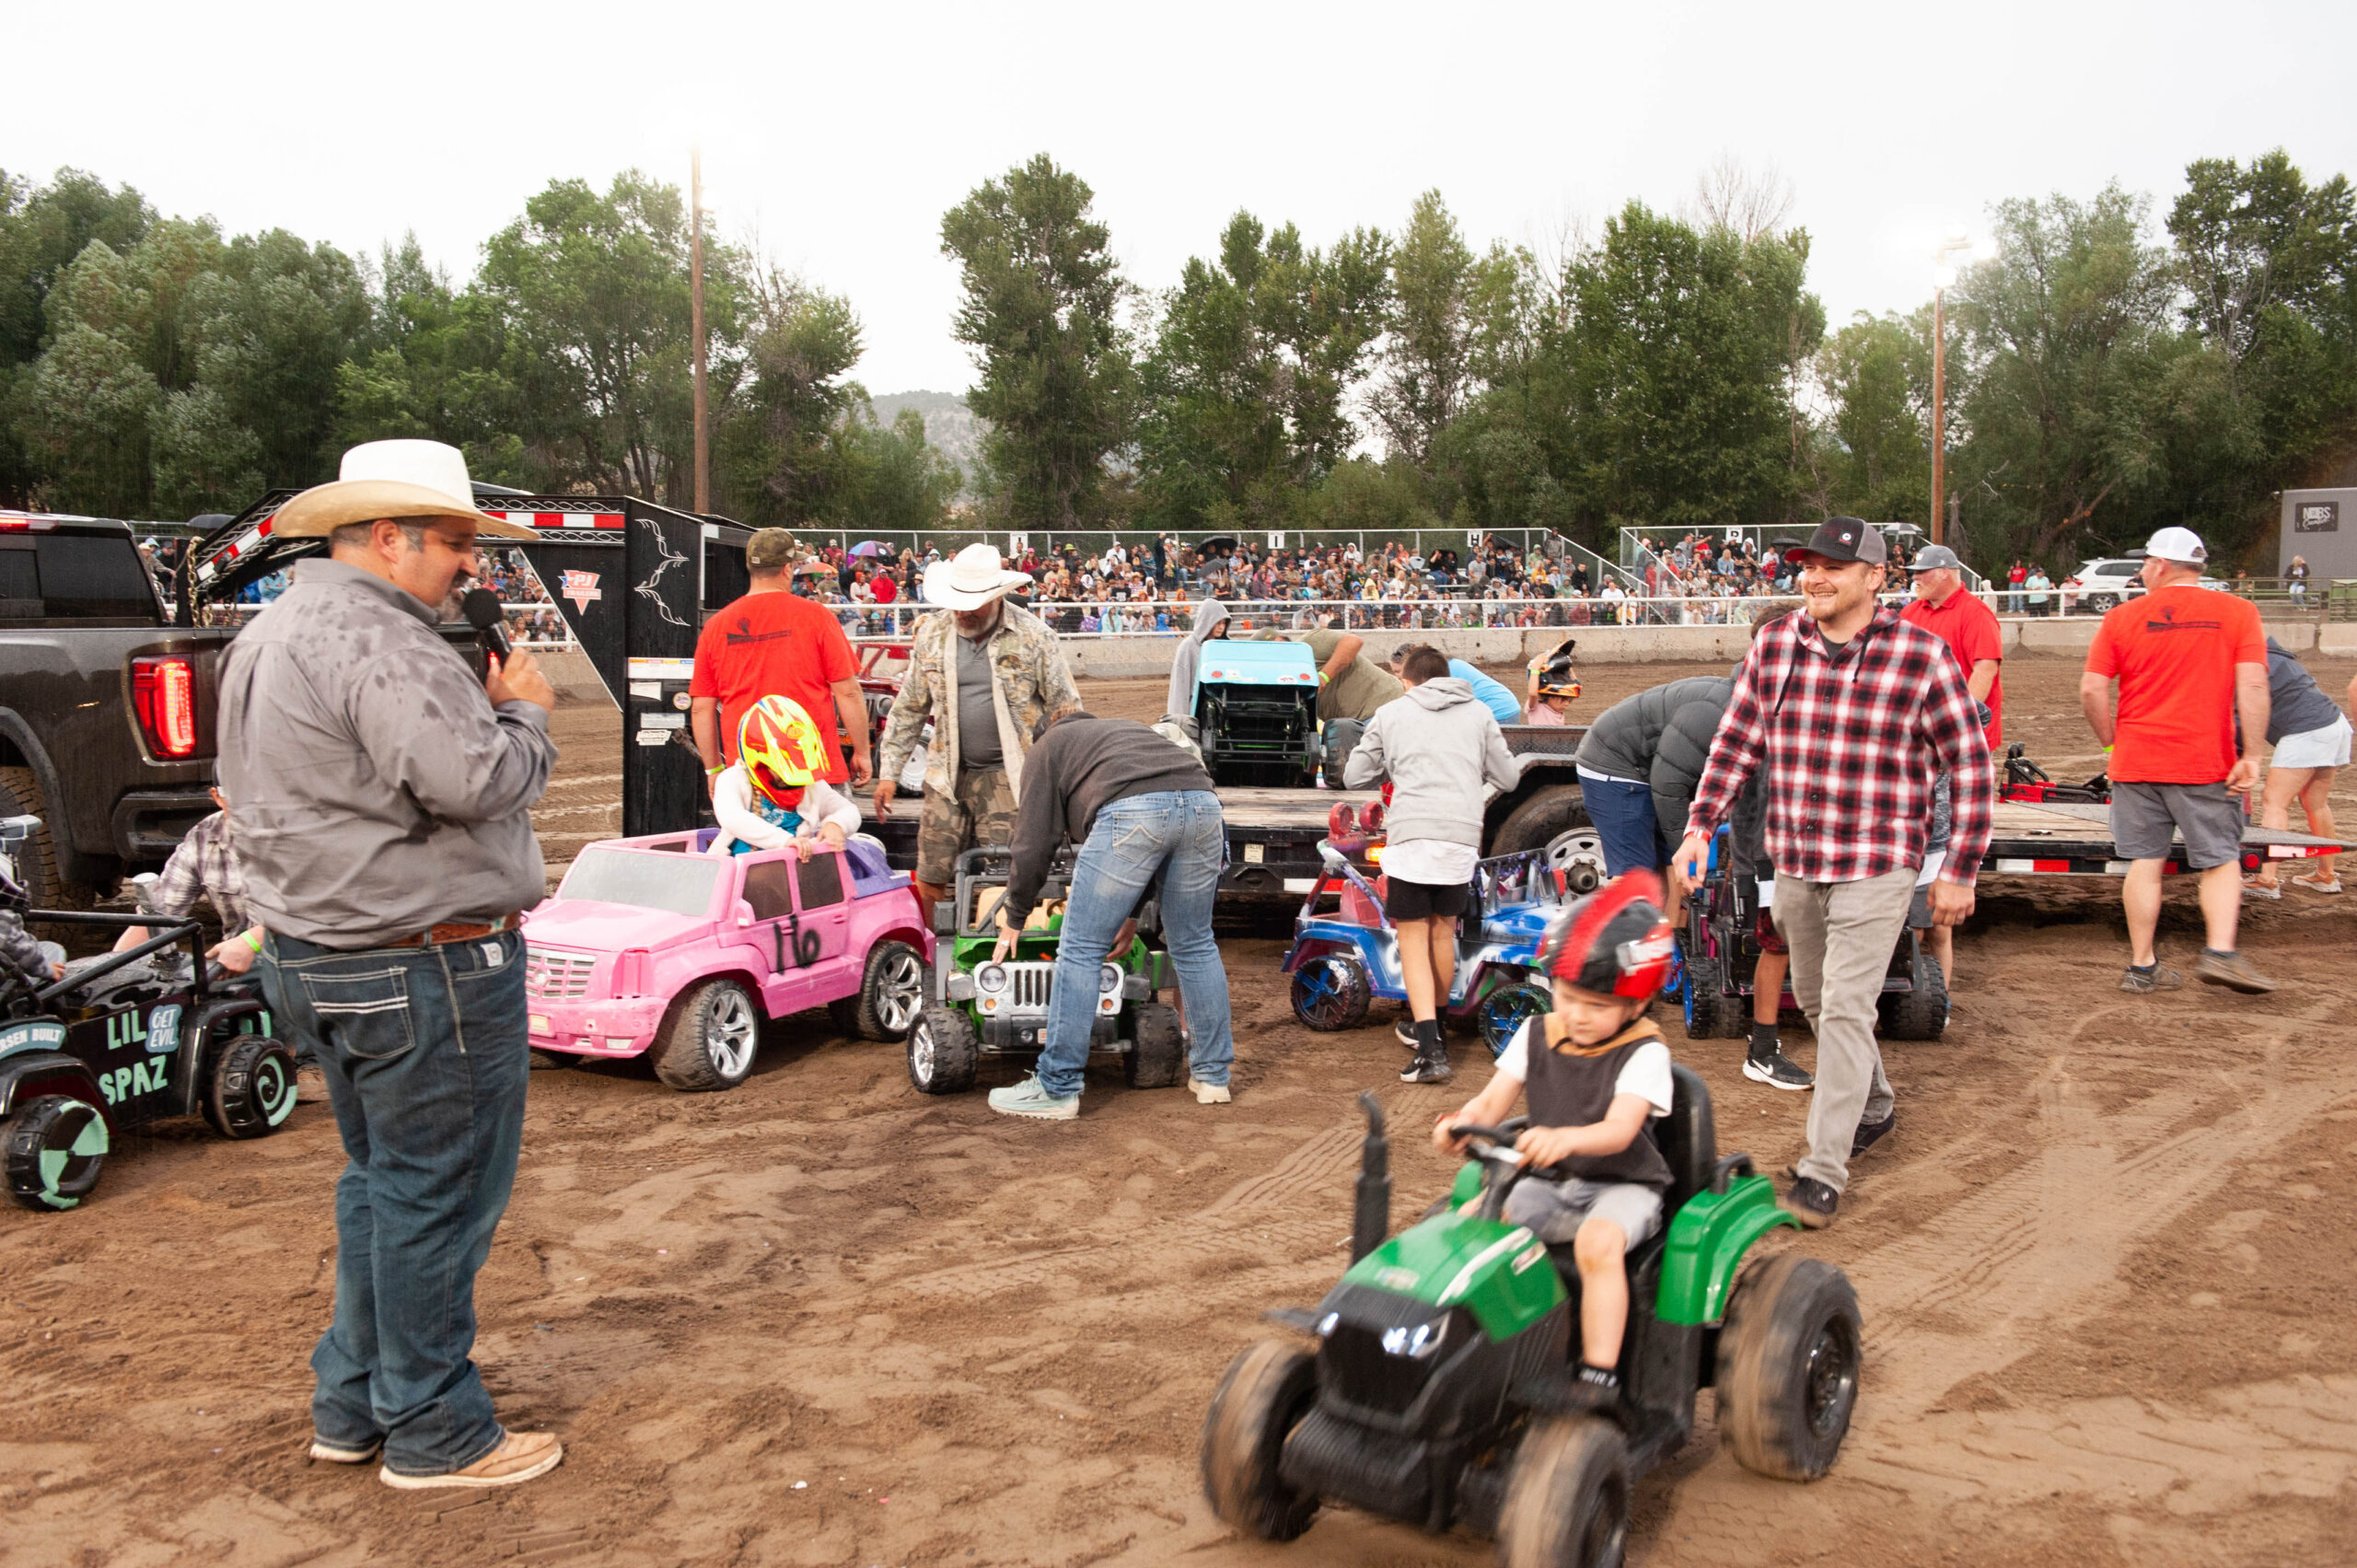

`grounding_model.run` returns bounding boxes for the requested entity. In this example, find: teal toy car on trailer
[1191,638,1321,787]
[1202,1085,1860,1564]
